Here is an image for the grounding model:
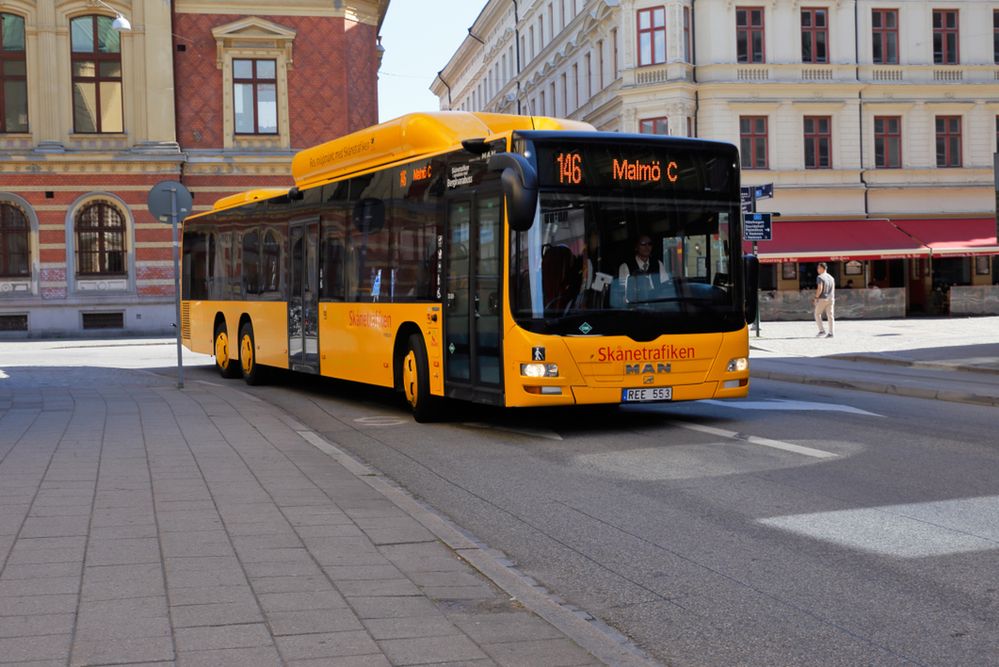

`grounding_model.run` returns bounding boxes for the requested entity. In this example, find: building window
[0,202,29,277]
[935,116,961,167]
[874,116,901,168]
[598,39,605,89]
[994,10,999,64]
[683,7,691,62]
[637,7,666,66]
[932,10,959,65]
[234,59,277,135]
[995,116,999,152]
[872,9,899,65]
[740,116,768,169]
[736,7,765,64]
[76,202,126,276]
[572,63,579,110]
[70,15,124,133]
[803,116,831,169]
[612,28,619,79]
[801,8,828,64]
[0,13,28,133]
[639,117,669,135]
